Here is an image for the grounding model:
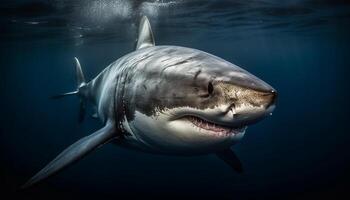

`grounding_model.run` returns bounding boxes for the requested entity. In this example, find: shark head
[118,16,276,154]
[121,46,277,154]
